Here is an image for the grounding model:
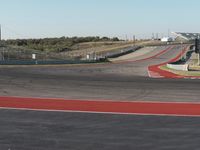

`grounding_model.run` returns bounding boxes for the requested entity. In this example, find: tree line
[3,36,120,52]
